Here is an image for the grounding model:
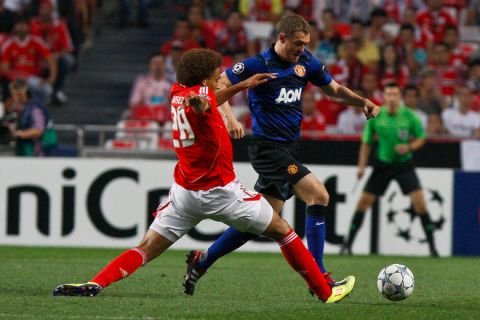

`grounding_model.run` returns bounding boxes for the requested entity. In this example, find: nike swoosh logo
[315,222,325,226]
